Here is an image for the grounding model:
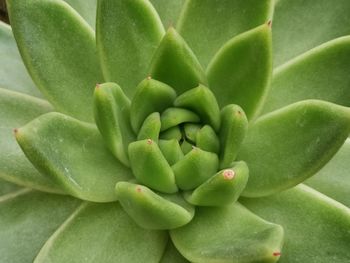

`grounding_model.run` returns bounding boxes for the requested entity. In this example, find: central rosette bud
[94,77,249,229]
